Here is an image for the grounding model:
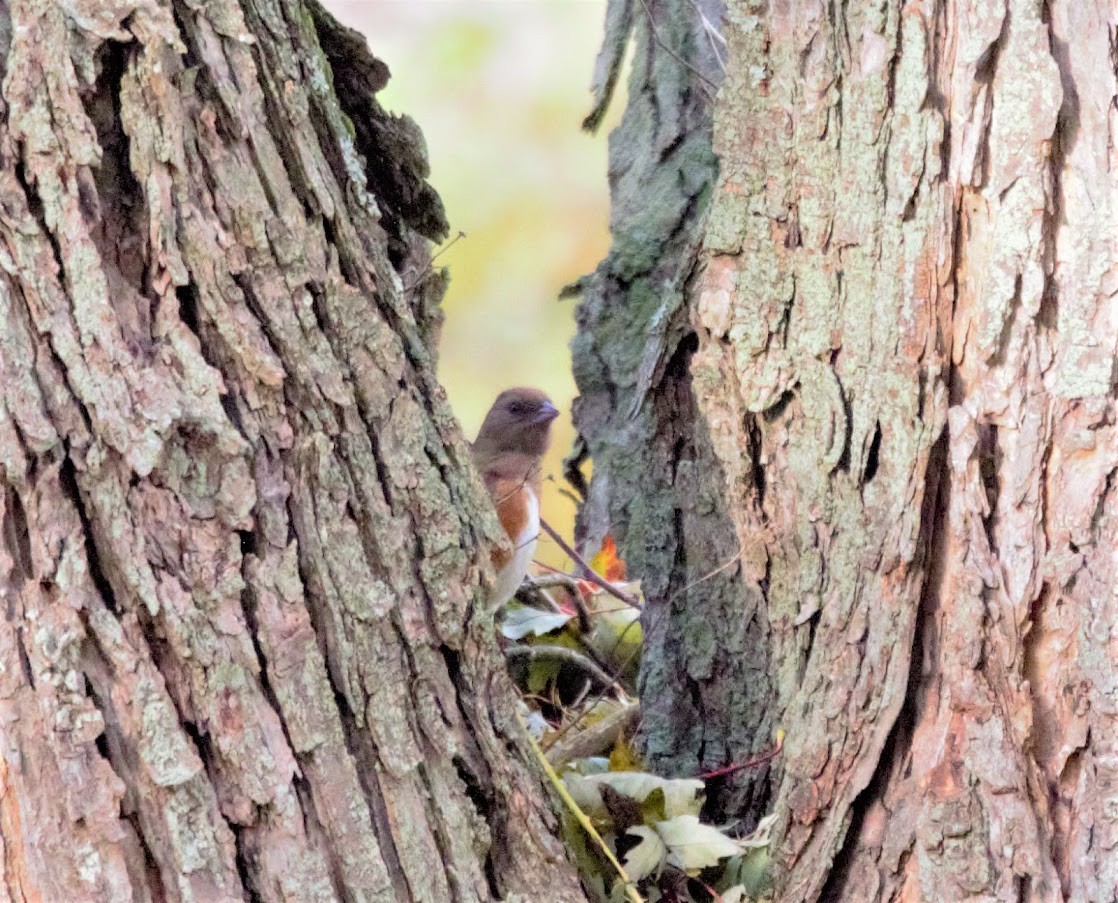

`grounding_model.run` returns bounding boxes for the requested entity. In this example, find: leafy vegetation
[503,538,780,903]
